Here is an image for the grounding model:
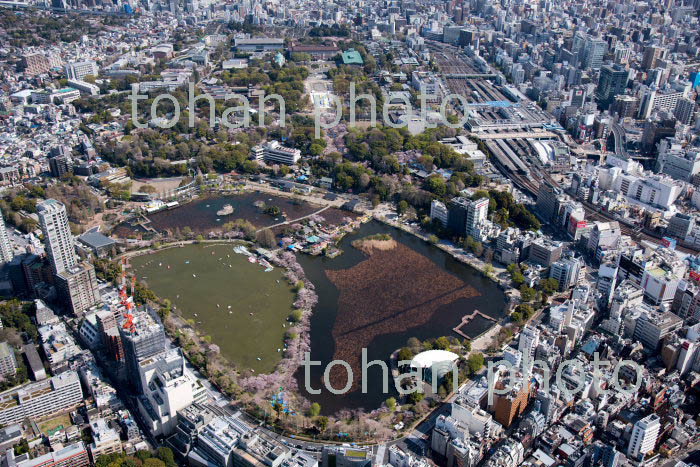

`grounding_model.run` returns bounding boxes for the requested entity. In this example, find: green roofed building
[342,48,364,65]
